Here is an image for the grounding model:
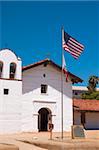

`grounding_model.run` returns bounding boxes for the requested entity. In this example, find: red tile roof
[22,58,83,83]
[73,99,99,112]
